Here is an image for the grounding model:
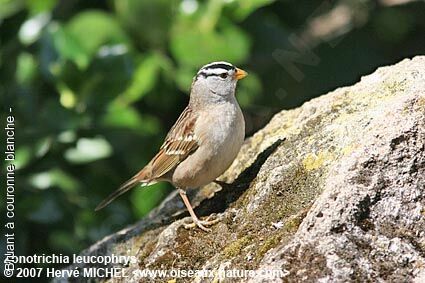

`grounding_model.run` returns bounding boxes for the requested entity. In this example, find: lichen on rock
[55,56,425,283]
